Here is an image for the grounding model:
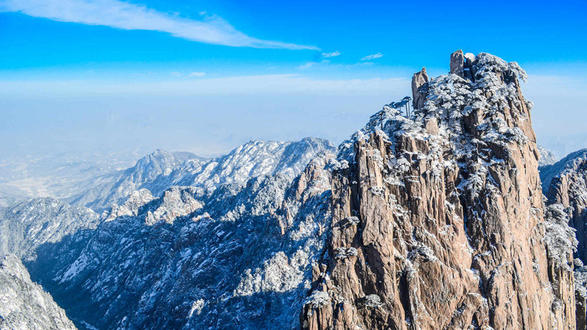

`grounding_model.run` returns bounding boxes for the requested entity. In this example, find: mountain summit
[301,50,578,329]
